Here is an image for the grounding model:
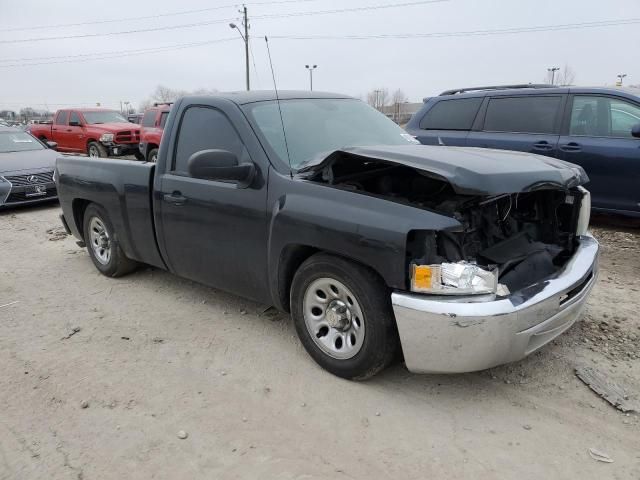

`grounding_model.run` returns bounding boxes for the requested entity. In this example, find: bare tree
[139,85,217,111]
[366,88,389,111]
[391,89,408,122]
[556,64,576,86]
